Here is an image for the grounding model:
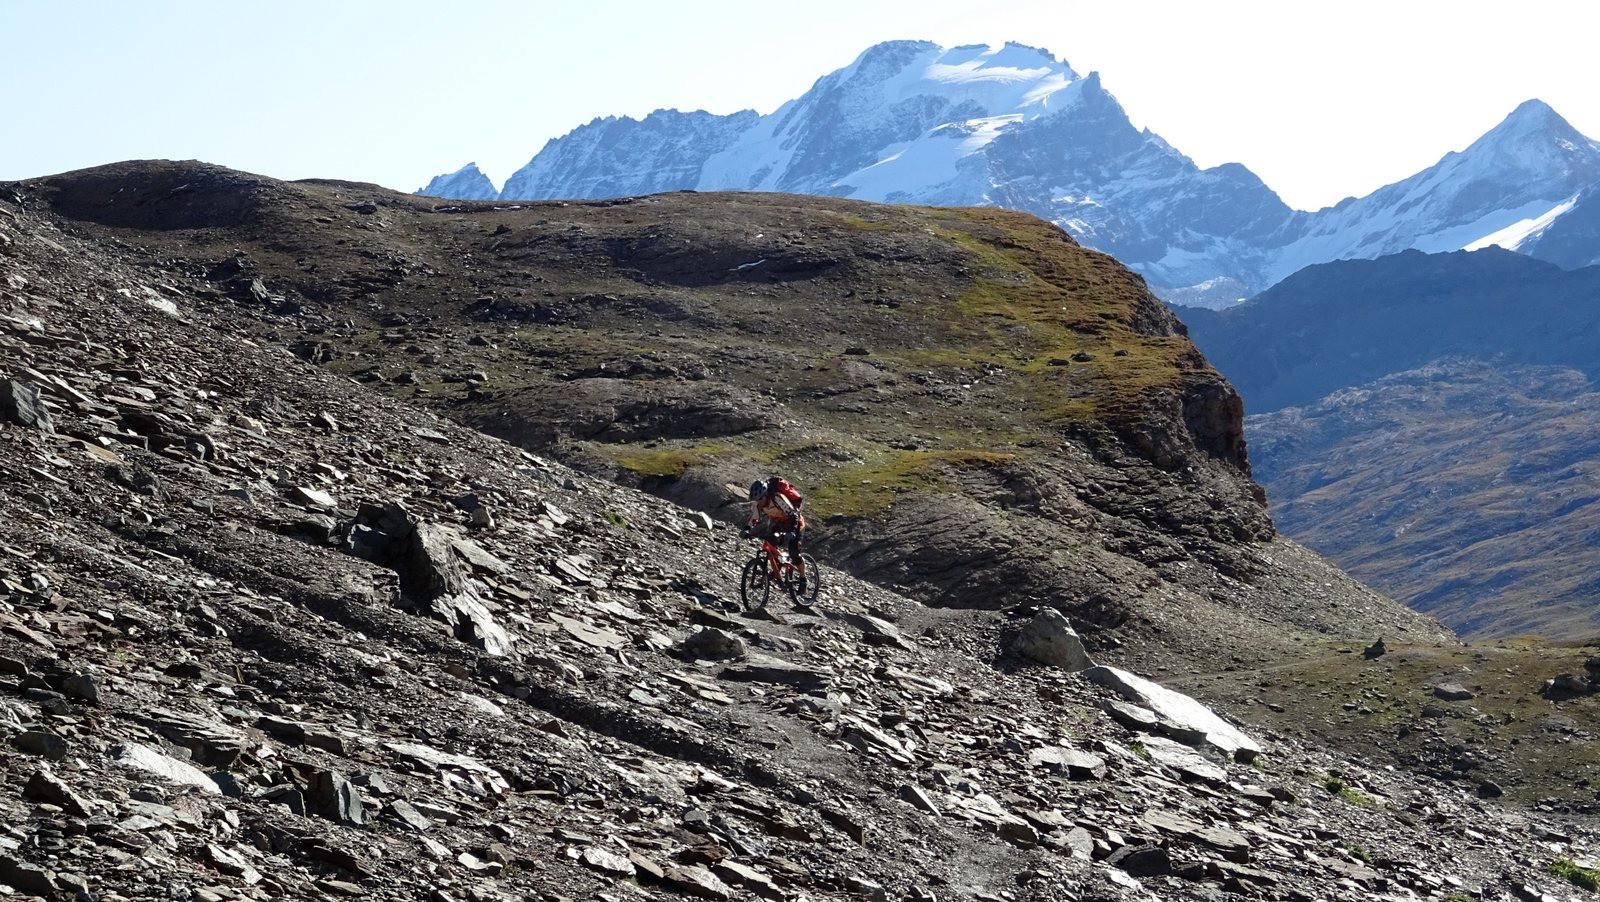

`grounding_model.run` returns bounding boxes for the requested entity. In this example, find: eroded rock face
[342,502,515,656]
